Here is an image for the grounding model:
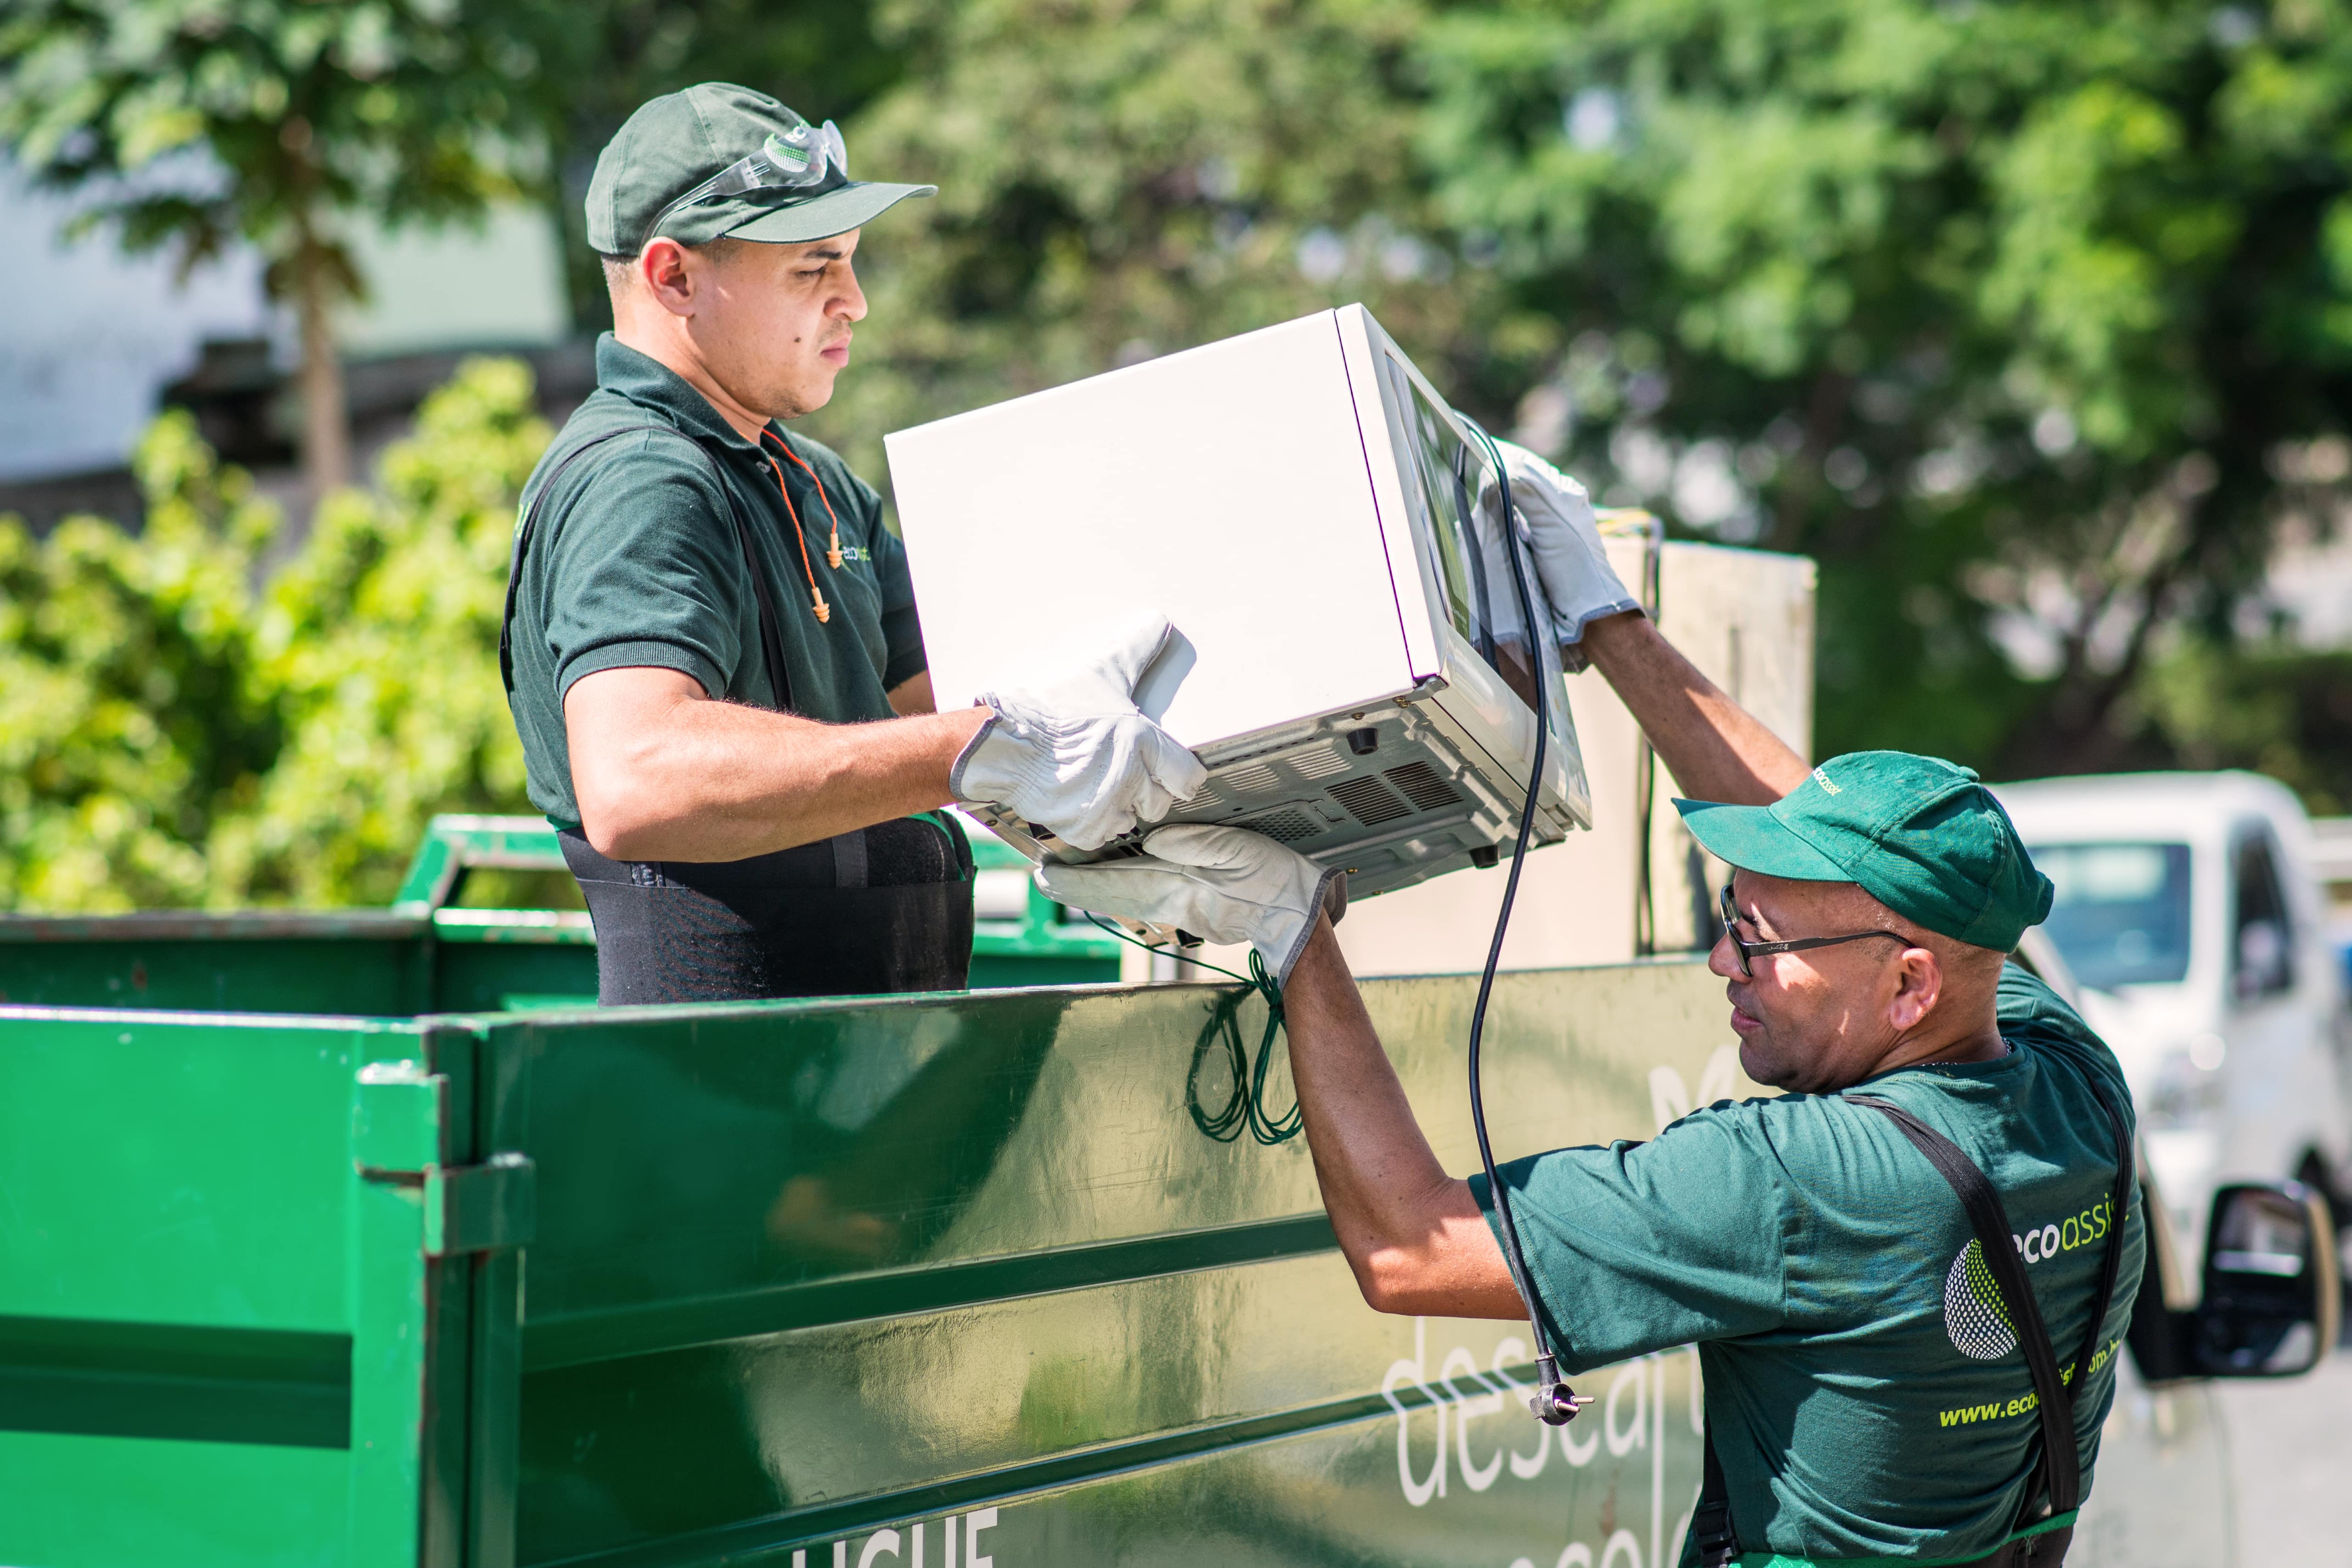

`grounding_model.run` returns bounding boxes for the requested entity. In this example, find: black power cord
[1459,416,1587,1427]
